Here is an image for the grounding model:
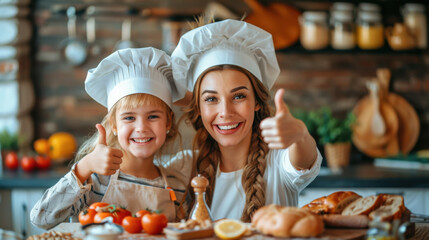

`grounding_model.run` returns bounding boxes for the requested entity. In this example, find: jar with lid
[331,2,355,13]
[402,3,427,49]
[356,11,384,49]
[358,3,380,13]
[299,11,329,50]
[330,10,356,49]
